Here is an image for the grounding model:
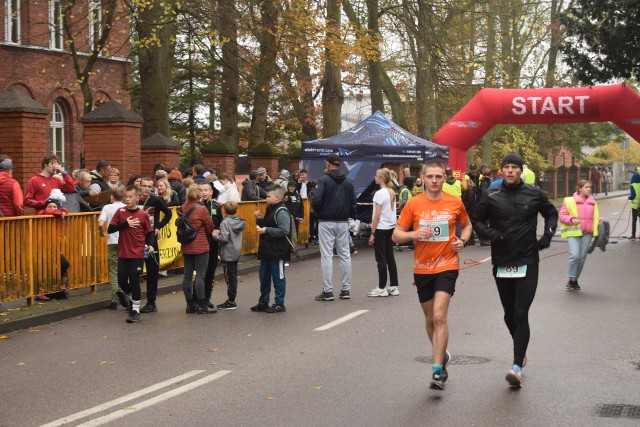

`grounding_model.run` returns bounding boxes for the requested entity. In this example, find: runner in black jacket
[474,153,558,388]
